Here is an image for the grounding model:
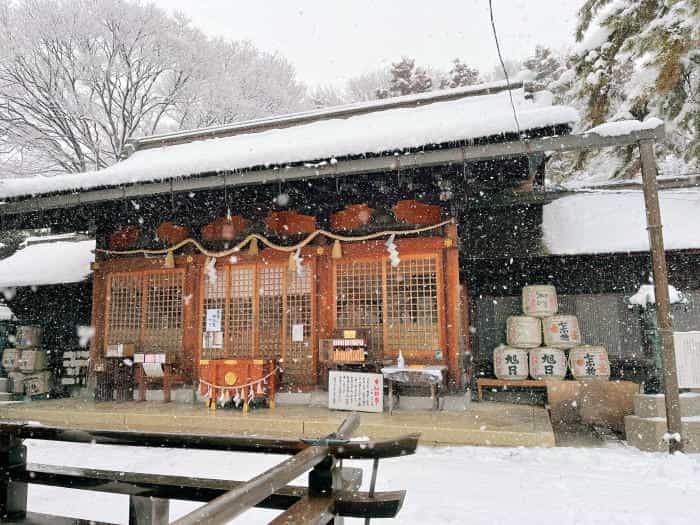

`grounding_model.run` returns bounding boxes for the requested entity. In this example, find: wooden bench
[476,378,547,401]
